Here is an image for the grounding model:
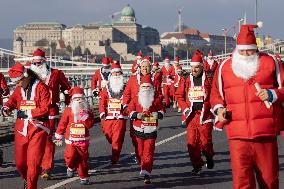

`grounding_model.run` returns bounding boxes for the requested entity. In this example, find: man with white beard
[99,61,128,164]
[203,51,218,85]
[54,87,94,185]
[211,23,284,189]
[128,75,165,184]
[161,56,175,108]
[29,48,71,179]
